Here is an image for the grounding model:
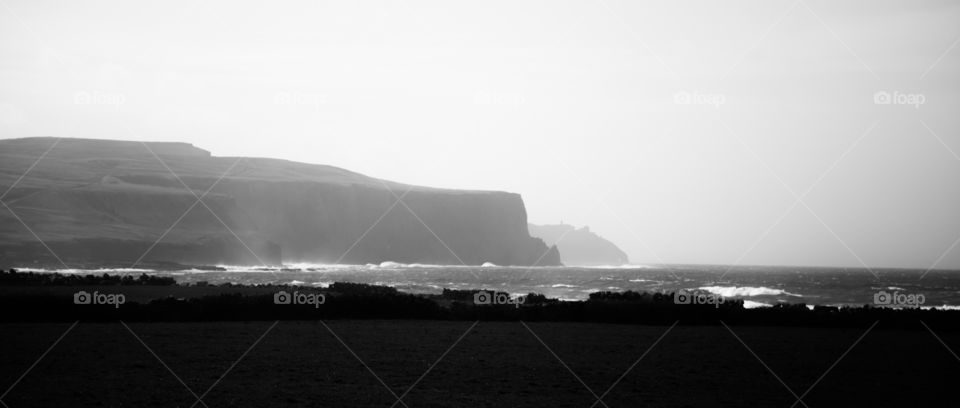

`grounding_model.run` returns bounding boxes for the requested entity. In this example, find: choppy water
[15,263,960,309]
